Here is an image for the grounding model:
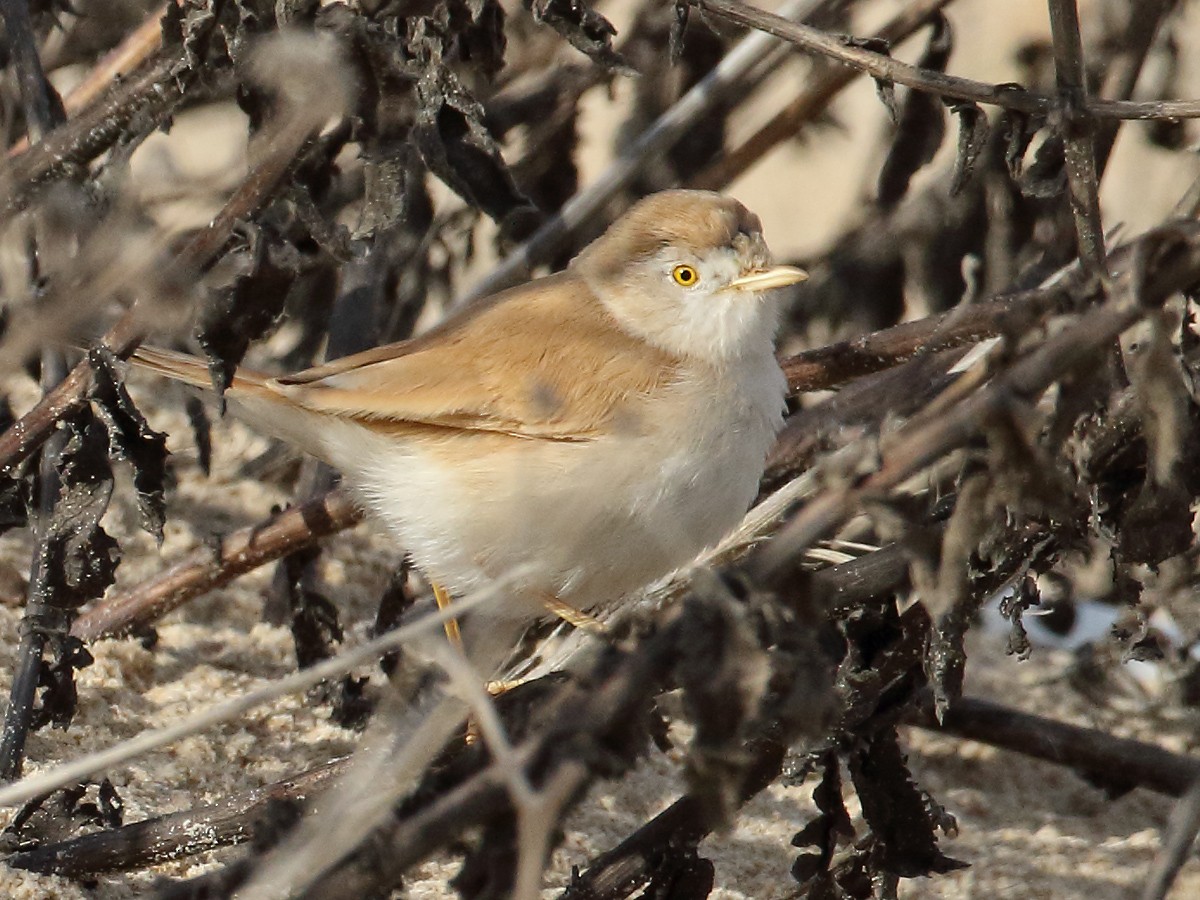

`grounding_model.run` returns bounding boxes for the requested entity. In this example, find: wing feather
[269,272,681,440]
